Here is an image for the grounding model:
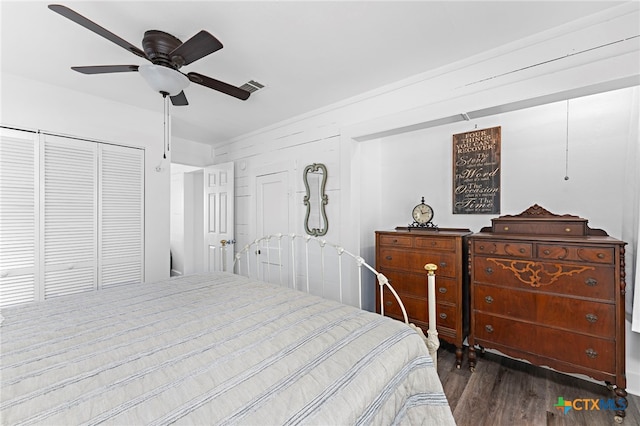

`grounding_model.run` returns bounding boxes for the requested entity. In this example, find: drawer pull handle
[485,296,494,304]
[565,228,572,233]
[597,253,605,259]
[585,278,598,287]
[543,249,551,255]
[393,239,398,243]
[385,301,392,306]
[479,245,485,250]
[585,314,598,323]
[585,348,598,359]
[385,256,392,261]
[519,248,526,253]
[431,242,437,246]
[439,287,447,294]
[440,262,447,268]
[485,325,494,333]
[503,226,509,231]
[485,267,493,274]
[439,313,447,319]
